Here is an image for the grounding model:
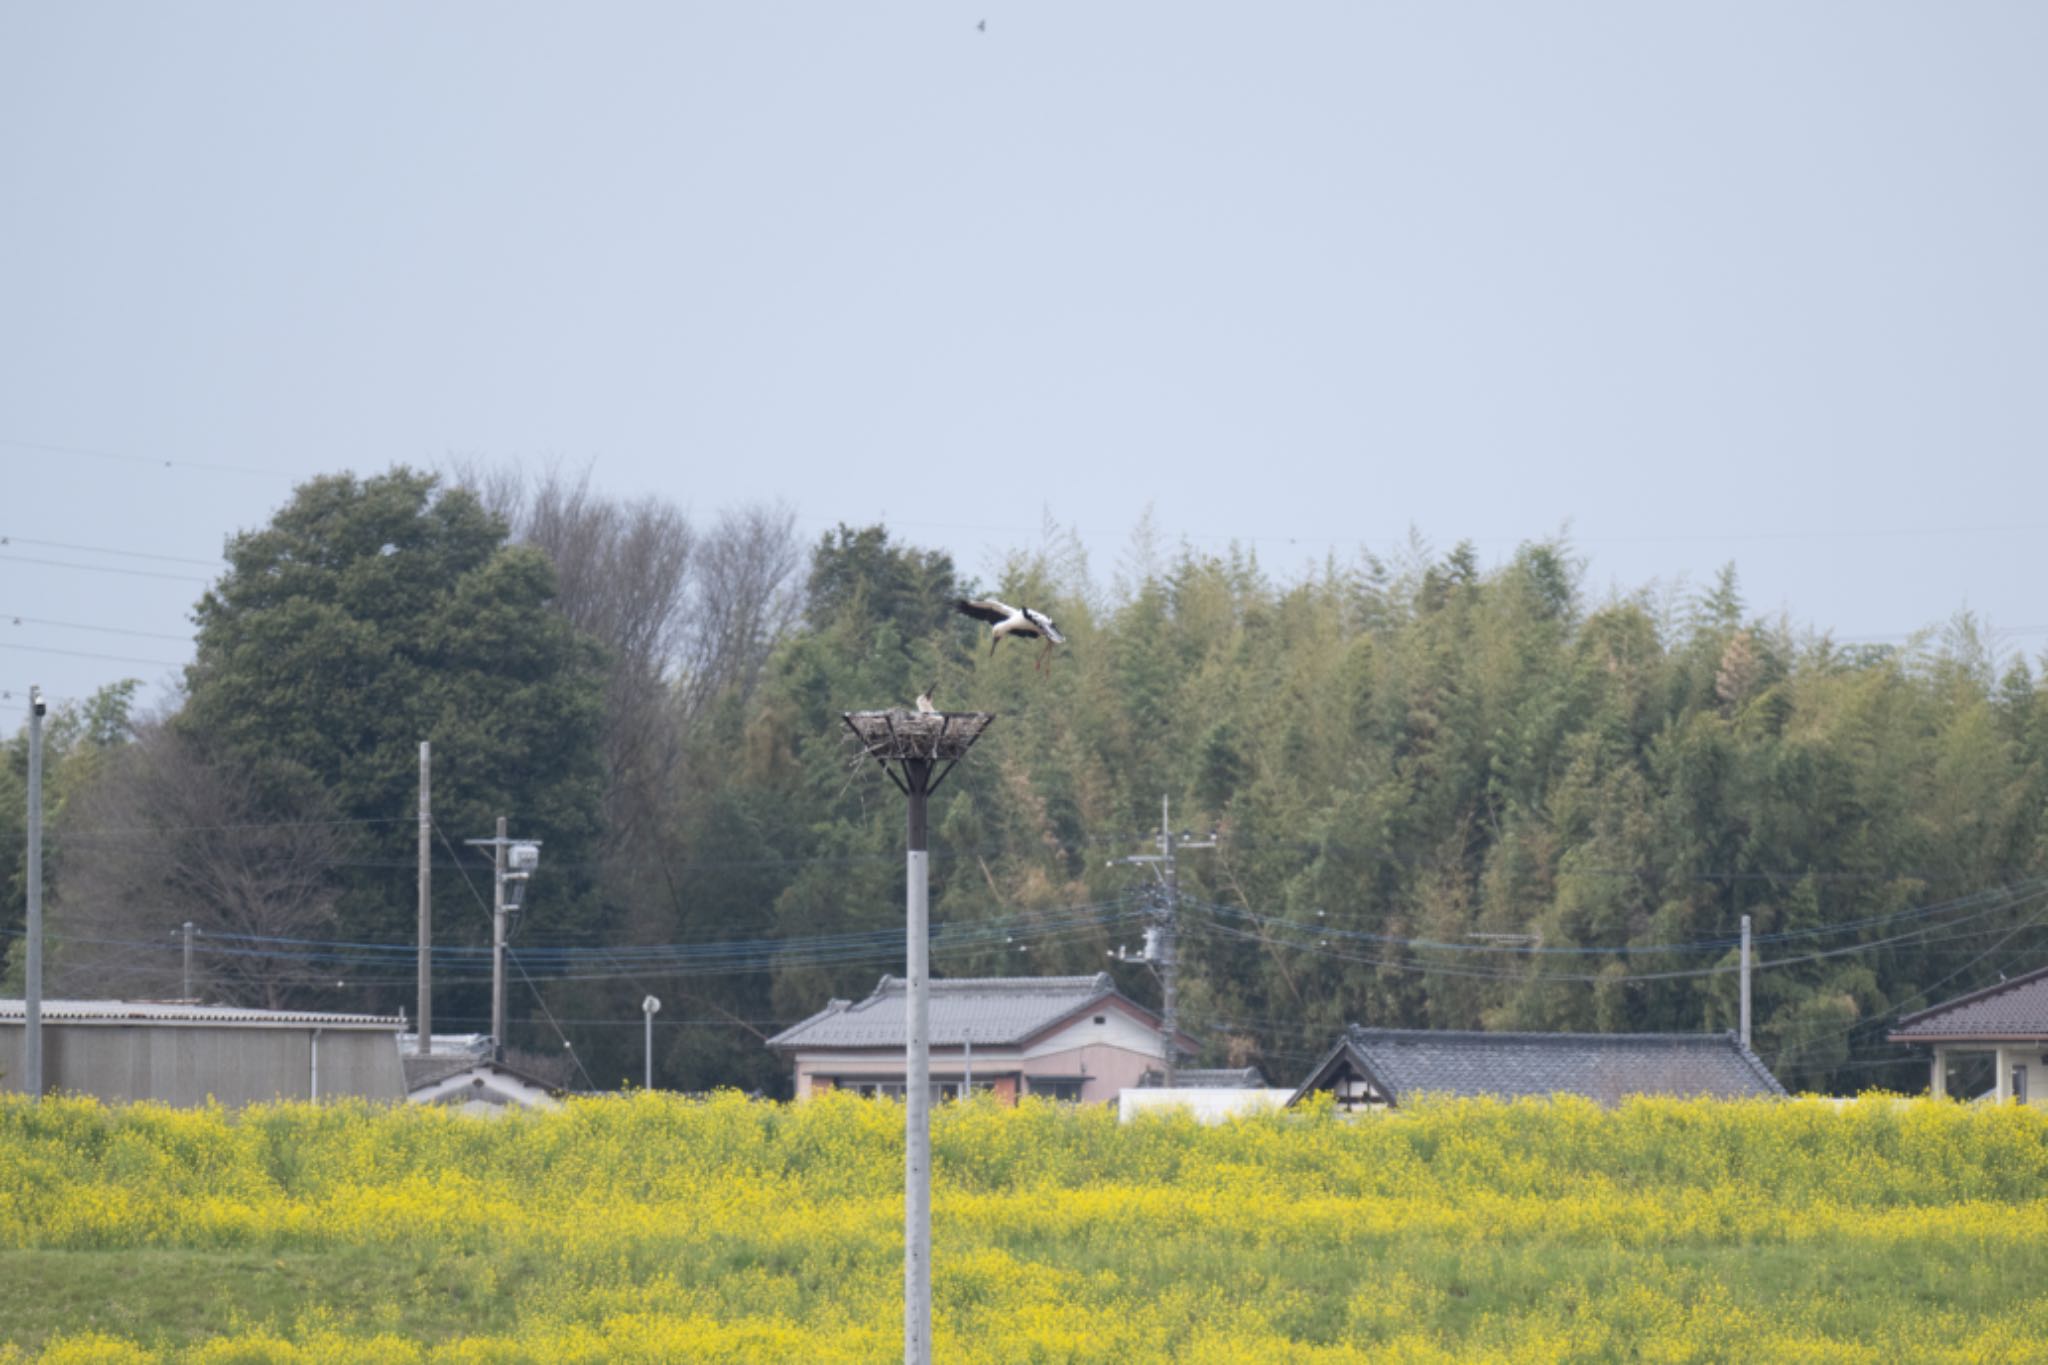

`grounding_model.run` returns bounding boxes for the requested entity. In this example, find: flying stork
[954,597,1066,672]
